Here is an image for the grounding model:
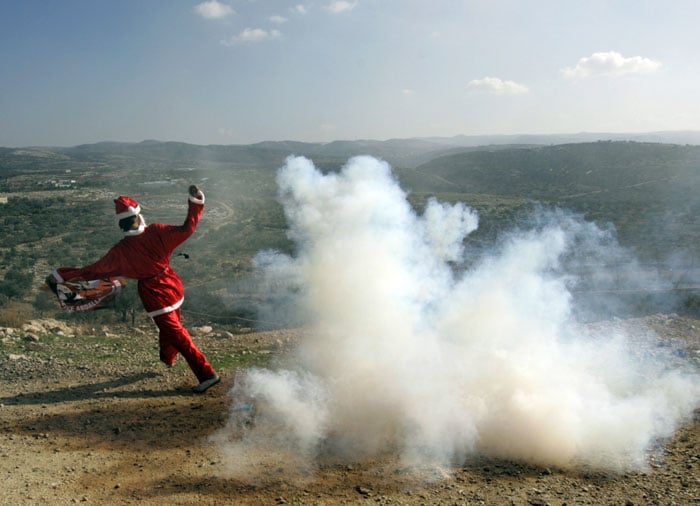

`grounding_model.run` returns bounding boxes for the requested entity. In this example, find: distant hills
[5,130,700,170]
[46,137,476,169]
